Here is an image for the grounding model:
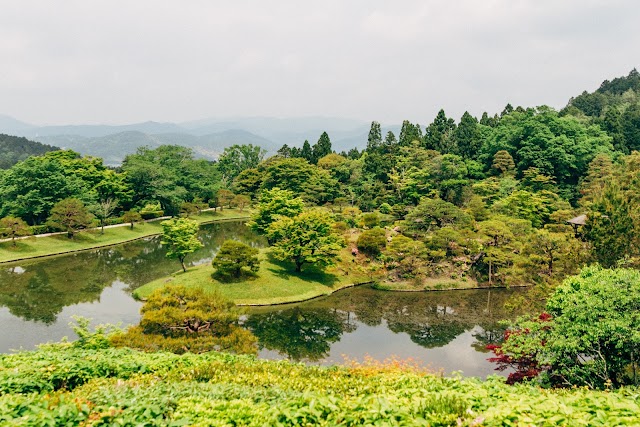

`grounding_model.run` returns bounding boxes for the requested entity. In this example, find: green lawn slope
[1,345,638,425]
[134,248,371,305]
[0,209,249,264]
